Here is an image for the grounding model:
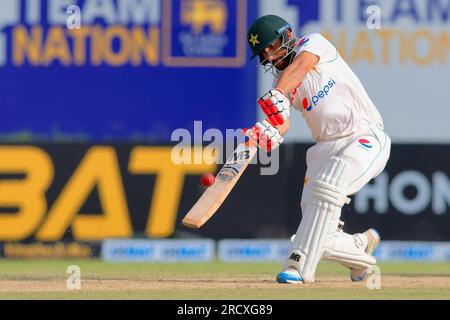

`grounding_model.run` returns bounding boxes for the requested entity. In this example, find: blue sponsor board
[289,0,319,27]
[218,240,450,263]
[0,0,258,142]
[101,239,450,263]
[164,0,247,66]
[218,239,290,262]
[374,242,450,262]
[102,239,215,262]
[102,240,158,262]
